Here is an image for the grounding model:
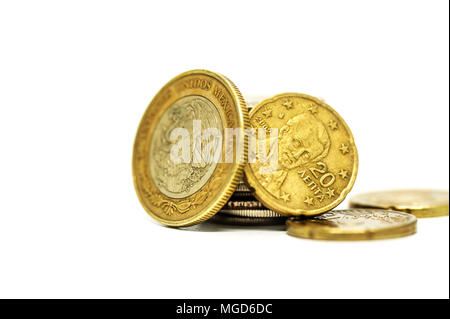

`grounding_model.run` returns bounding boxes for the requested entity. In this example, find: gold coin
[244,93,358,216]
[286,209,417,240]
[350,190,449,218]
[133,70,249,227]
